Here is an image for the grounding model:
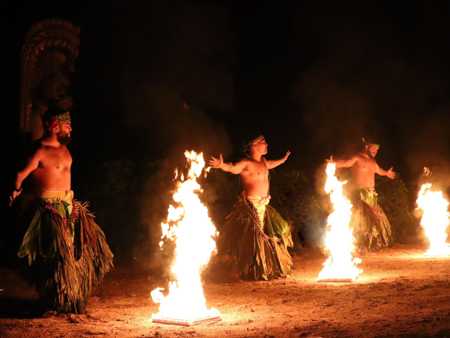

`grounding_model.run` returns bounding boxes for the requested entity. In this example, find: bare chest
[354,157,376,173]
[245,161,268,178]
[39,146,72,171]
